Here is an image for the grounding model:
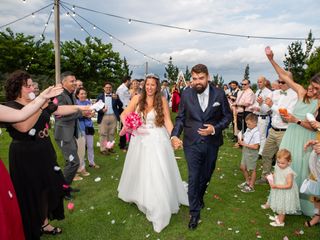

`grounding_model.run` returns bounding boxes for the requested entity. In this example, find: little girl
[263,149,301,227]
